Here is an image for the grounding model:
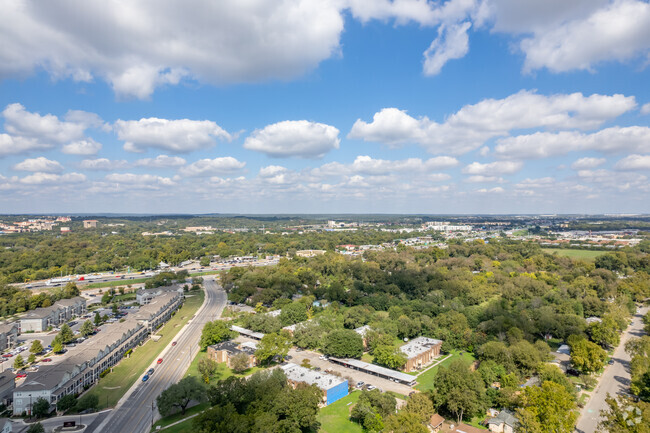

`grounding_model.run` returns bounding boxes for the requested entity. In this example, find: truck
[46,277,71,286]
